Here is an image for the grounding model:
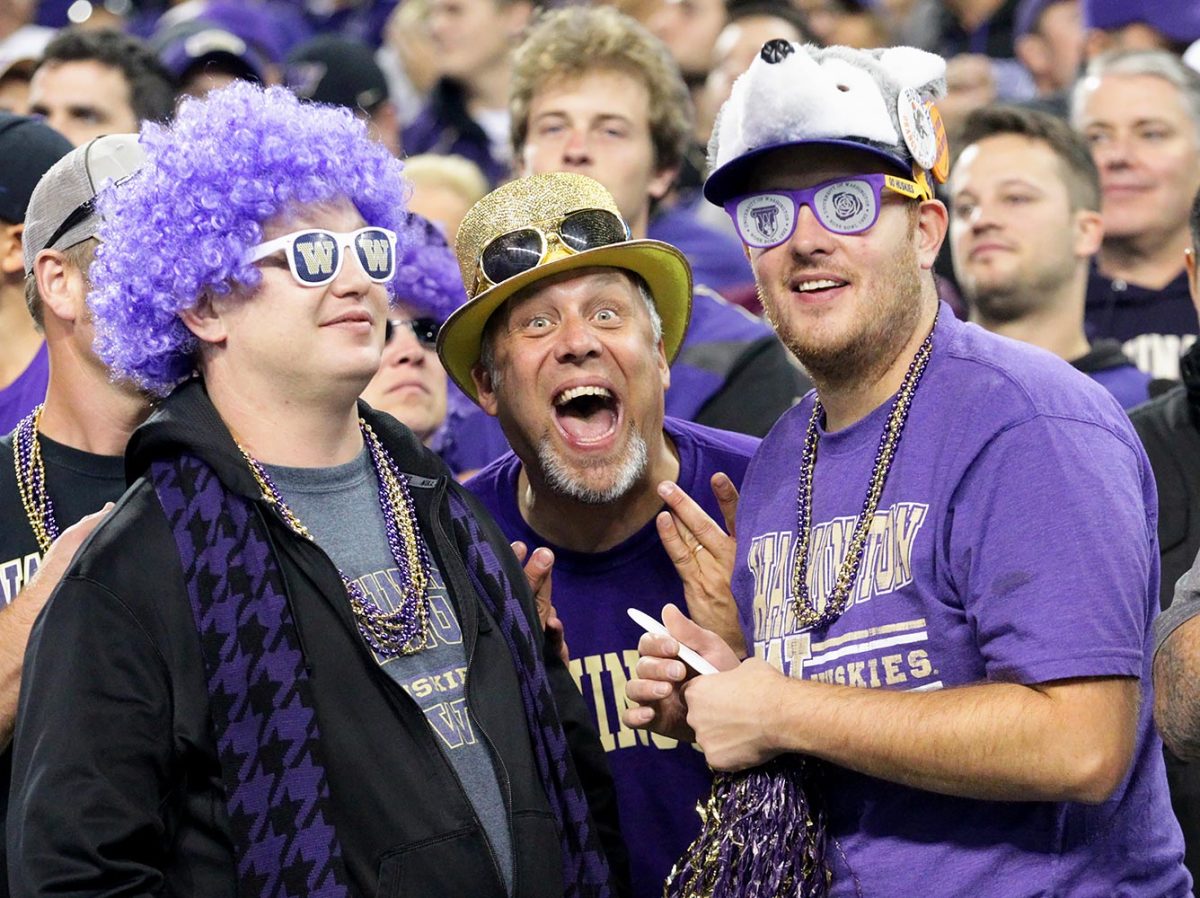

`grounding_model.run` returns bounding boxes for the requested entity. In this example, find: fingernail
[657,481,675,498]
[670,662,685,679]
[654,682,670,697]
